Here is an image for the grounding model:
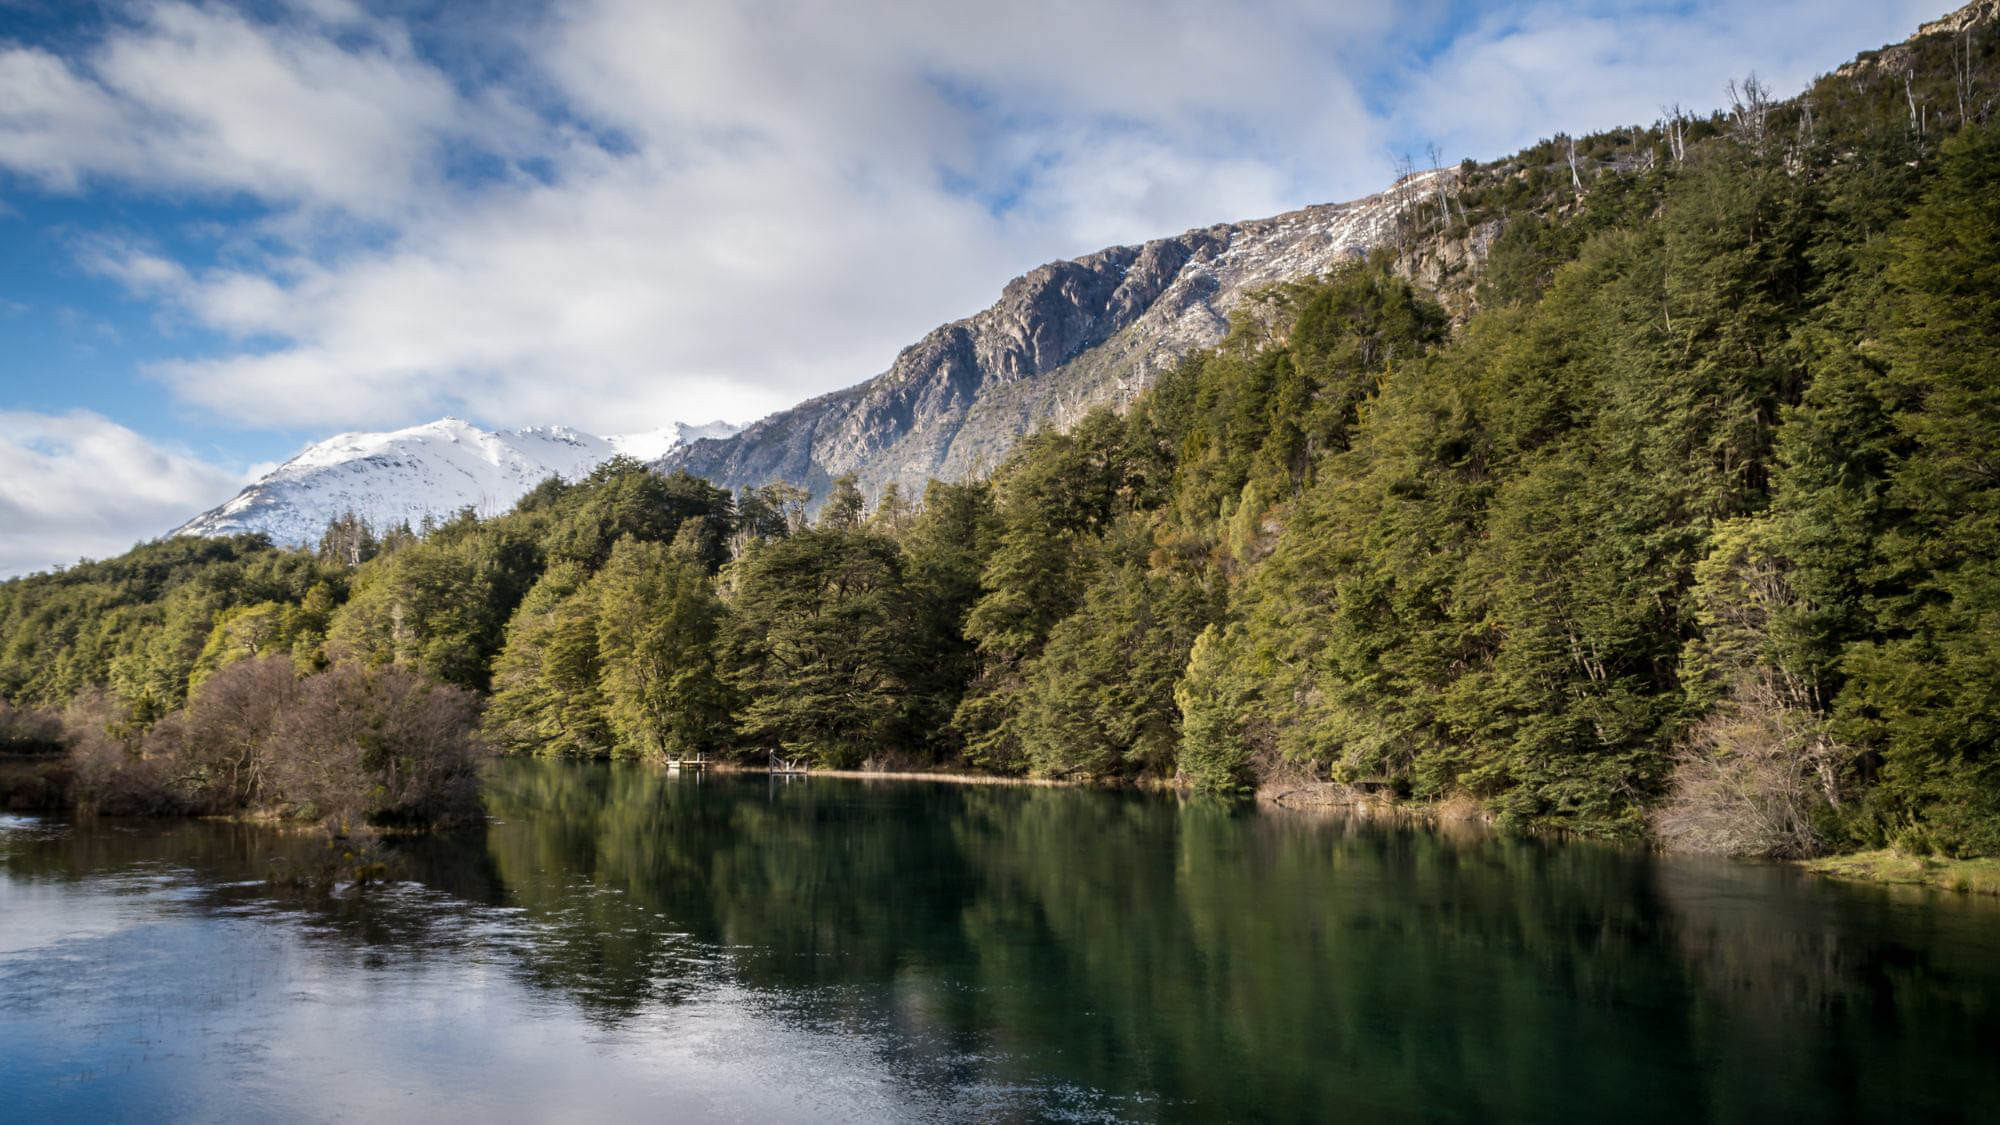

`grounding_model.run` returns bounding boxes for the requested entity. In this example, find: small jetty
[665,752,708,771]
[769,752,810,775]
